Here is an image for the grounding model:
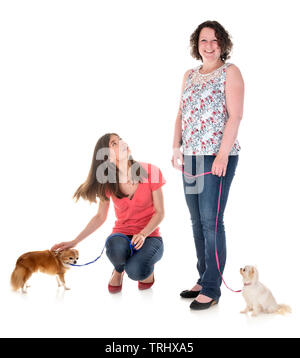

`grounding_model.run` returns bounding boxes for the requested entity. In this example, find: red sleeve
[105,188,111,199]
[149,164,166,192]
